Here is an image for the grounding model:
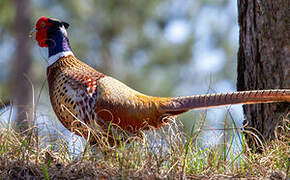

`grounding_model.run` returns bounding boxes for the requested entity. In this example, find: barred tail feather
[163,89,290,112]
